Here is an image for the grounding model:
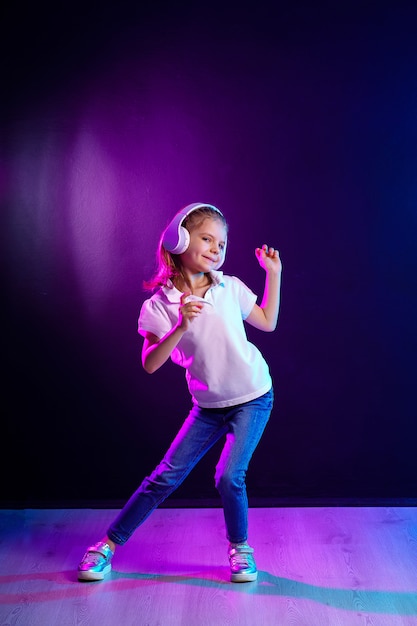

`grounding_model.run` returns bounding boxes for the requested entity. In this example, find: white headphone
[161,202,227,269]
